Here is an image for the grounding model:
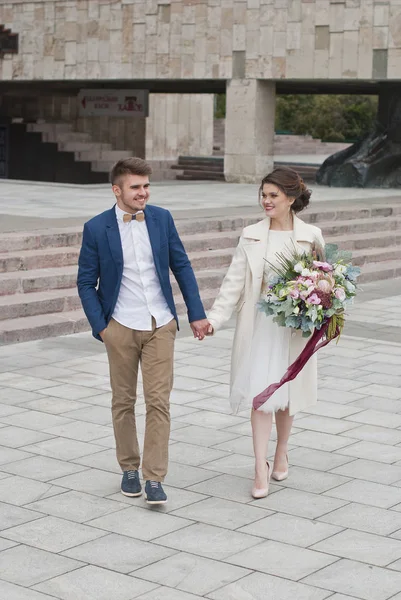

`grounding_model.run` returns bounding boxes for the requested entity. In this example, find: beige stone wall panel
[374,3,390,27]
[314,48,329,77]
[133,1,146,23]
[183,4,196,23]
[342,30,358,77]
[360,1,374,28]
[260,5,275,25]
[65,40,77,65]
[344,7,361,30]
[330,2,345,33]
[358,26,373,78]
[373,26,389,49]
[221,5,234,29]
[246,8,260,32]
[329,31,344,77]
[233,24,246,51]
[157,22,170,54]
[389,6,401,47]
[221,27,233,57]
[301,2,315,36]
[2,0,401,82]
[287,22,302,50]
[246,29,260,59]
[288,0,302,23]
[245,57,261,77]
[388,47,401,77]
[87,1,99,19]
[273,31,287,57]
